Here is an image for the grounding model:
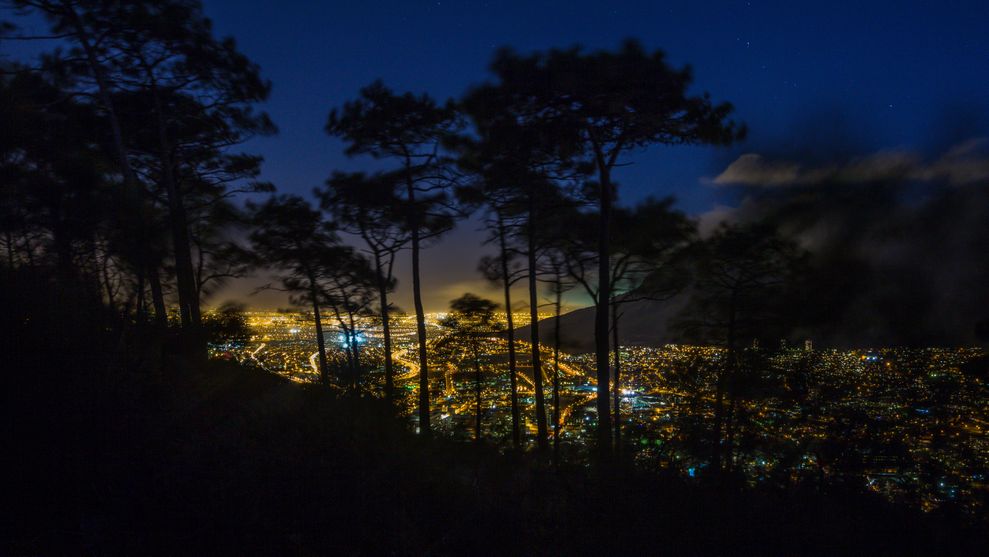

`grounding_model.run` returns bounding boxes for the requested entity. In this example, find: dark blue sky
[198,0,989,212]
[7,0,989,309]
[194,0,989,308]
